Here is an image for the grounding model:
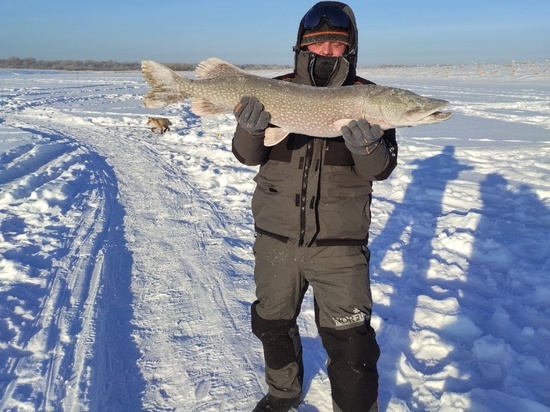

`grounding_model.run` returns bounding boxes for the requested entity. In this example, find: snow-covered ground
[0,61,549,411]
